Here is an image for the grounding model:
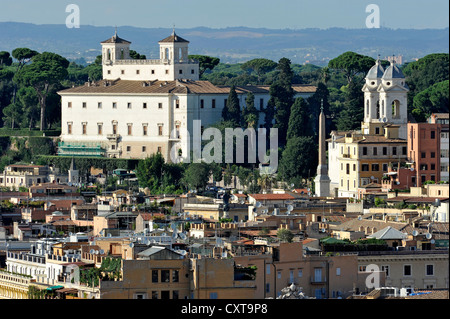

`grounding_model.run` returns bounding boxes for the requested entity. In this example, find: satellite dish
[95,250,99,255]
[99,249,104,254]
[69,232,73,236]
[358,216,362,221]
[370,176,375,180]
[412,230,418,237]
[89,249,95,254]
[410,167,414,172]
[180,233,187,240]
[129,242,134,248]
[425,233,432,240]
[430,239,435,244]
[108,233,112,237]
[255,202,262,208]
[287,205,293,212]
